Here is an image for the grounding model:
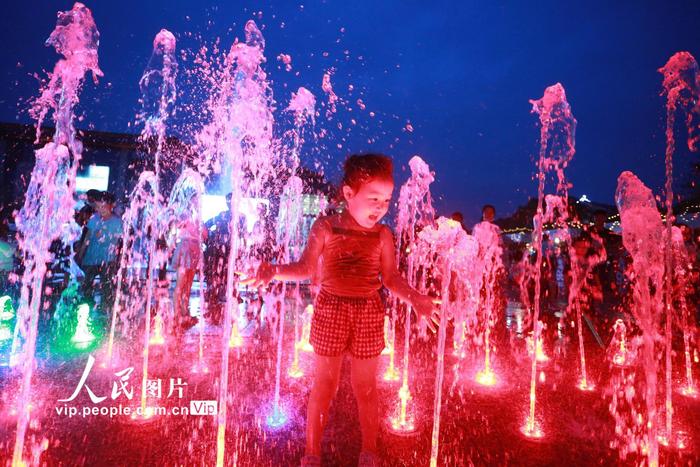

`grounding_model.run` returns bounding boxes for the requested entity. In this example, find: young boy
[77,191,123,311]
